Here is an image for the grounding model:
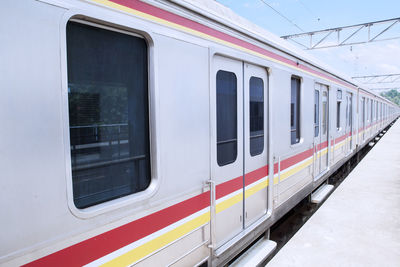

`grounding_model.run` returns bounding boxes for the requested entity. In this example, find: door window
[216,70,238,166]
[249,77,264,156]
